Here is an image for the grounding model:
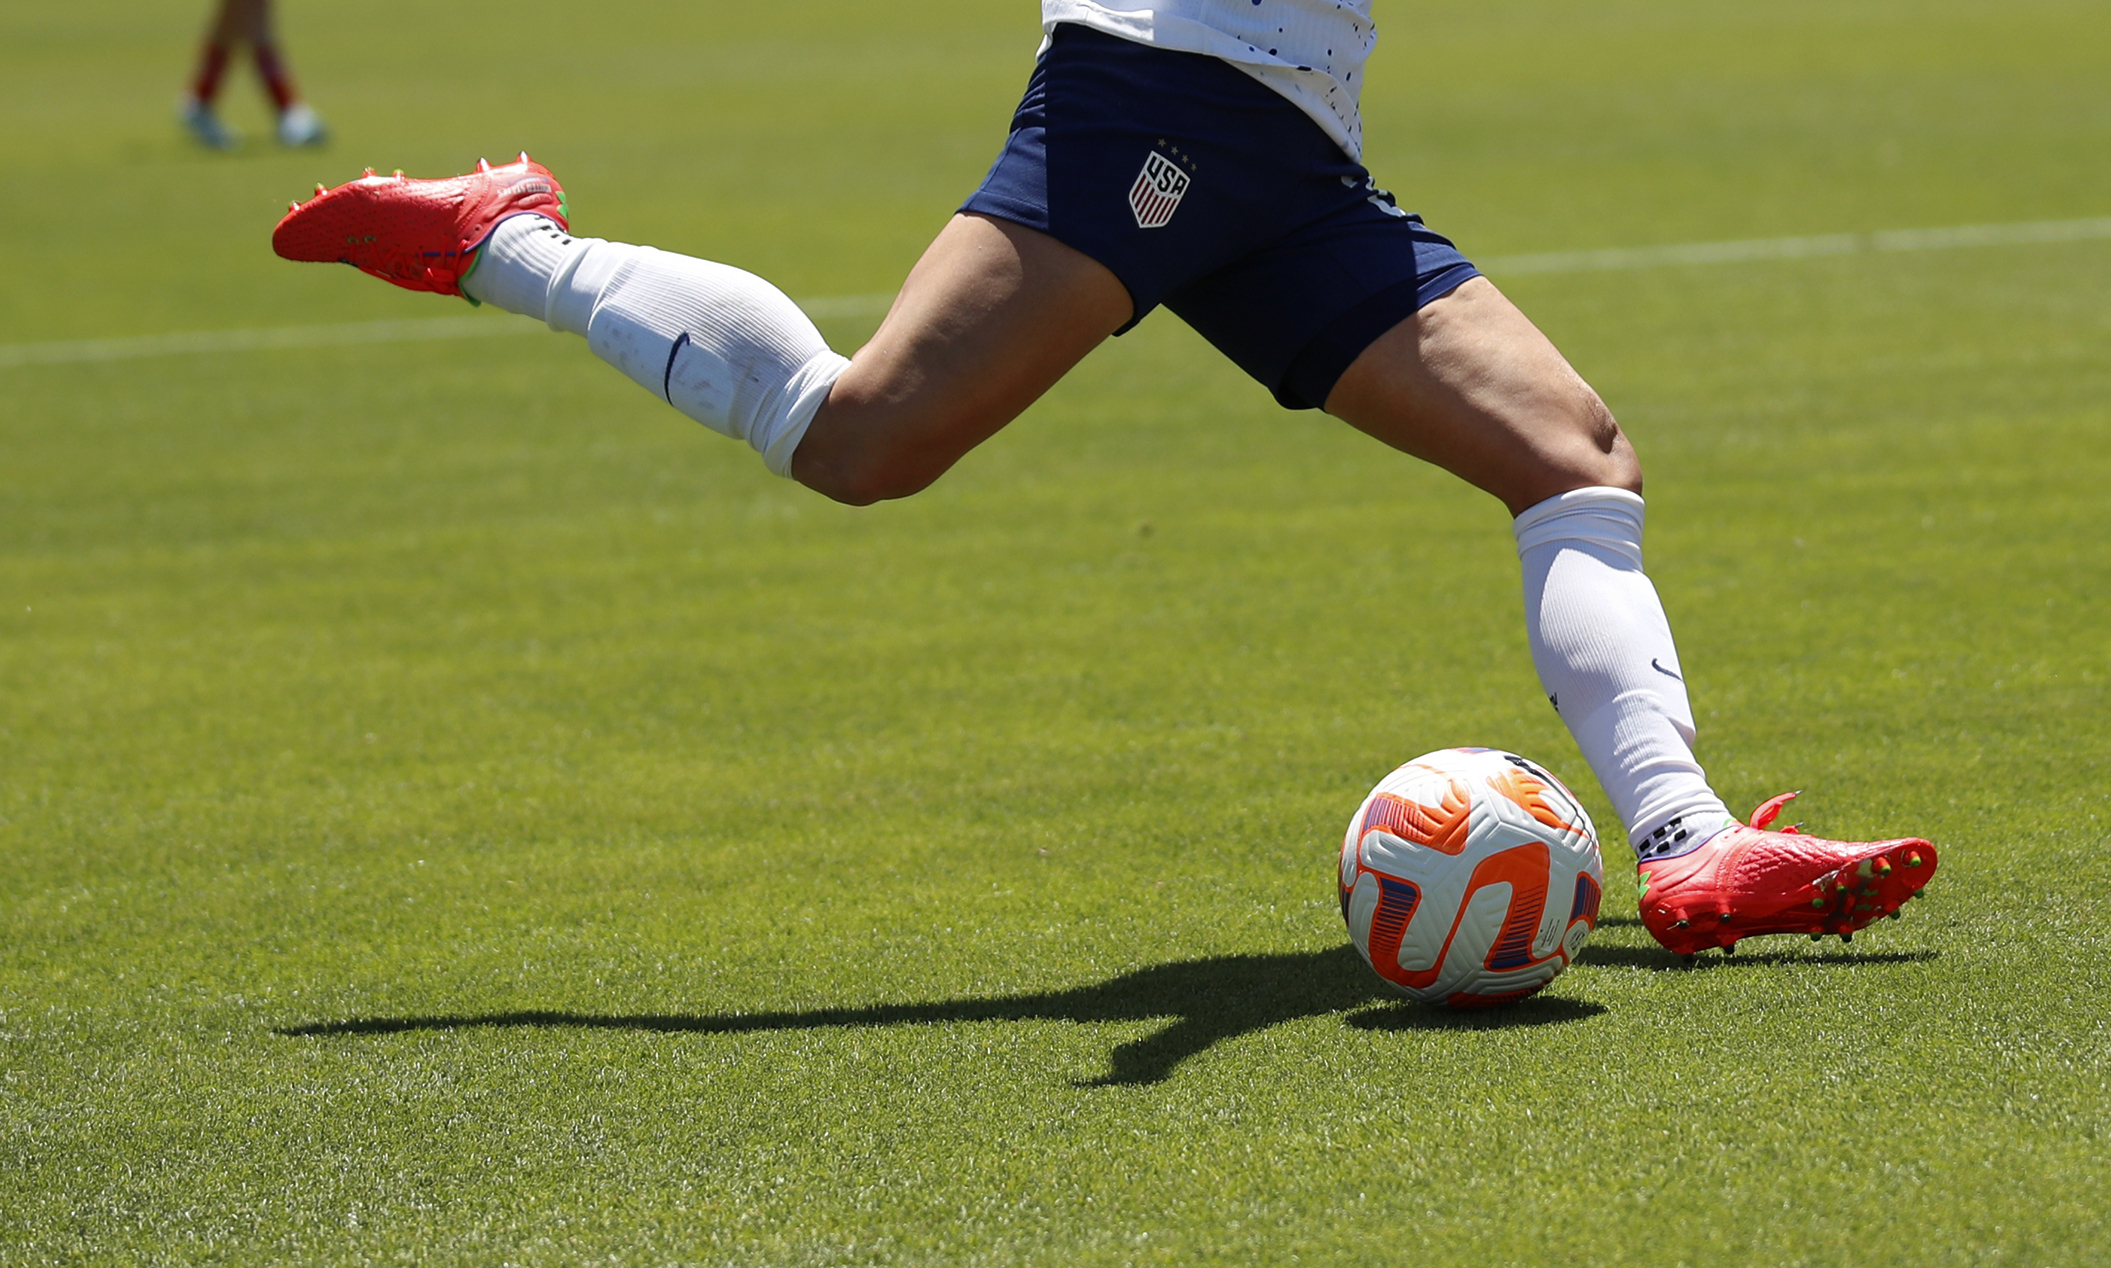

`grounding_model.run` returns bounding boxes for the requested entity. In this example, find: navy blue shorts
[961,24,1481,411]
